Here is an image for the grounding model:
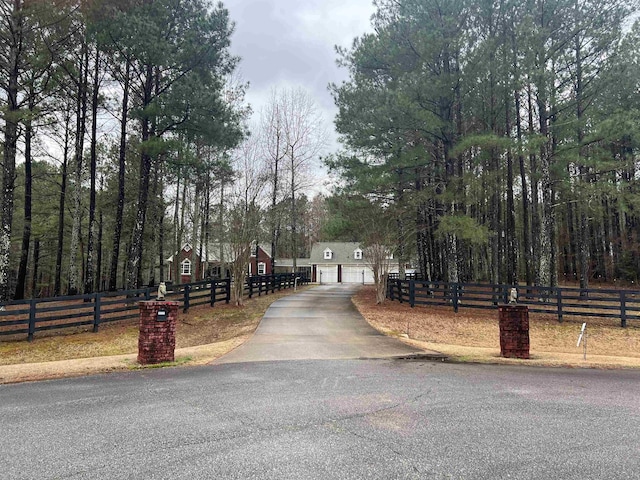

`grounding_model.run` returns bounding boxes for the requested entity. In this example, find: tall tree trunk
[158,161,165,282]
[201,170,211,279]
[172,165,181,283]
[505,95,517,286]
[54,109,72,296]
[177,170,187,283]
[147,158,159,287]
[31,238,40,297]
[126,64,154,289]
[96,207,103,291]
[84,48,100,294]
[191,178,202,283]
[108,60,129,291]
[527,83,541,285]
[270,125,282,272]
[515,85,531,285]
[14,89,35,300]
[0,0,22,302]
[290,148,297,272]
[219,179,226,278]
[68,43,89,295]
[574,25,589,295]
